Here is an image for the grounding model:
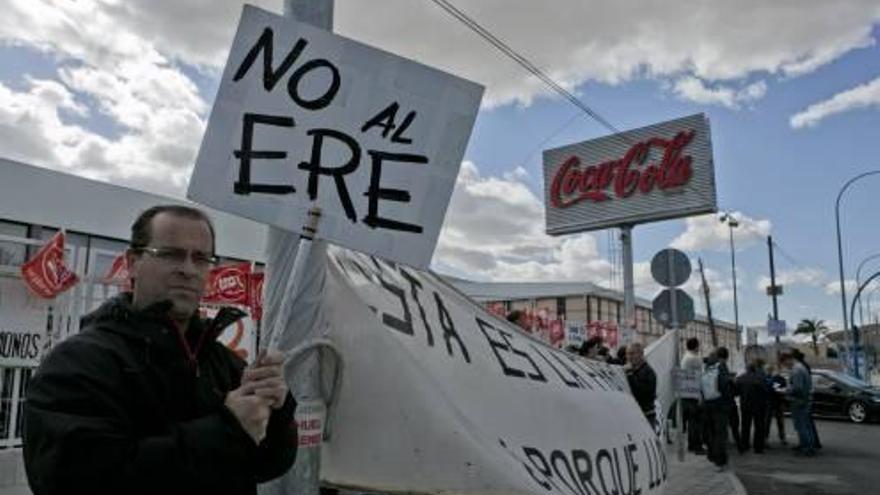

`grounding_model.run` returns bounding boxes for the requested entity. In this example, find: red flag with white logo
[20,232,79,299]
[102,252,131,290]
[203,262,251,305]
